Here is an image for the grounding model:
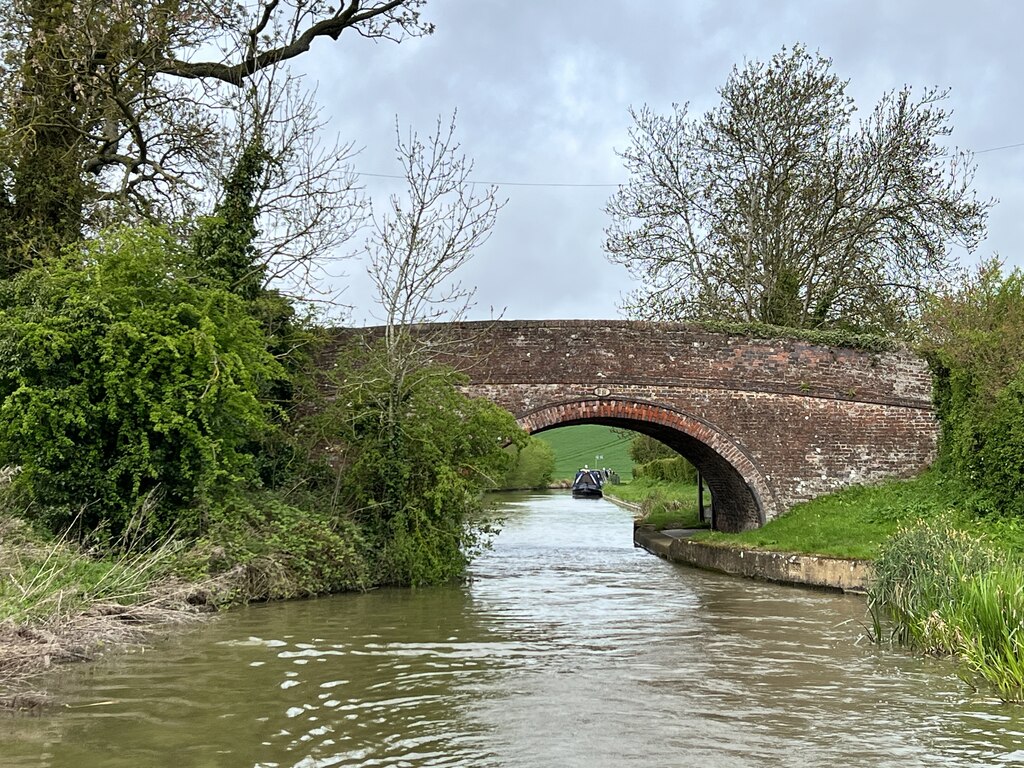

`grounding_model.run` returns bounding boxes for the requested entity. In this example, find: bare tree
[605,45,993,334]
[365,112,505,383]
[322,114,508,579]
[213,70,370,304]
